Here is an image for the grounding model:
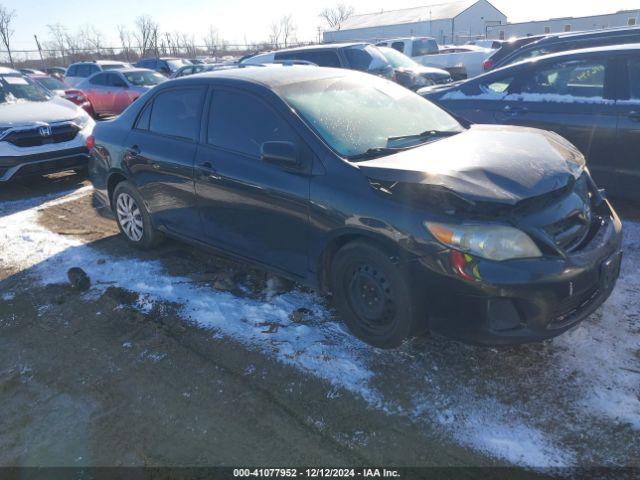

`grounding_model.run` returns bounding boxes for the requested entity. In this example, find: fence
[0,41,319,69]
